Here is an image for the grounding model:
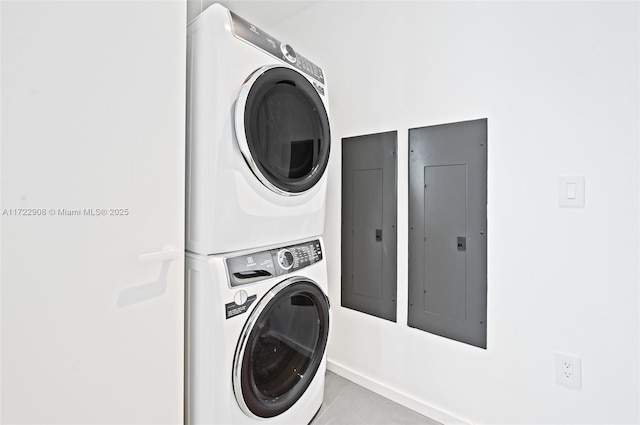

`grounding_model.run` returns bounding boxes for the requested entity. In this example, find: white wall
[267,1,639,424]
[1,2,186,423]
